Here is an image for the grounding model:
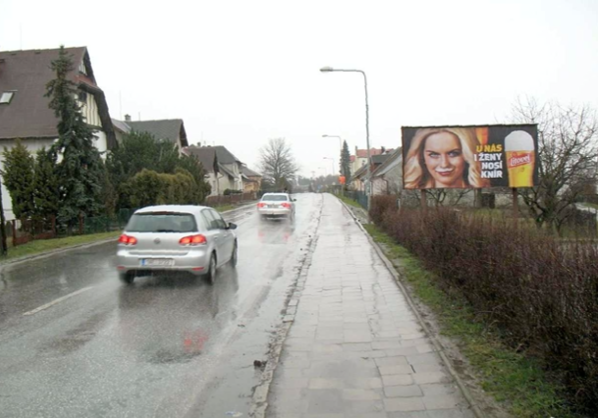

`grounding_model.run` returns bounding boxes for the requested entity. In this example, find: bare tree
[512,97,598,232]
[259,138,298,190]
